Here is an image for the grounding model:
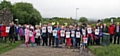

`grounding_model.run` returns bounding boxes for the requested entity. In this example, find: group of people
[0,22,120,49]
